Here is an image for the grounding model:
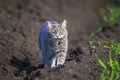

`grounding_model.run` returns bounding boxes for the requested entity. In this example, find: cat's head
[47,20,68,39]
